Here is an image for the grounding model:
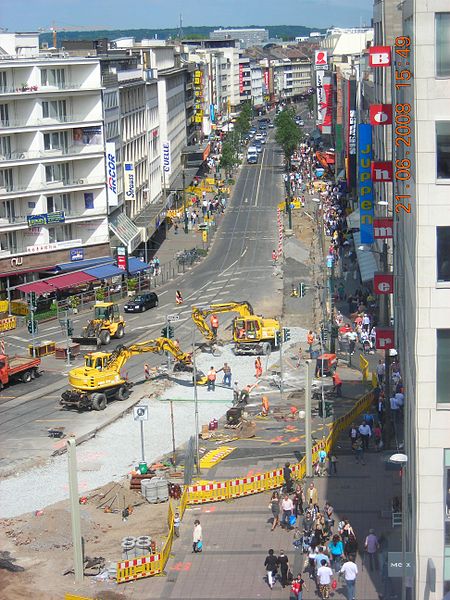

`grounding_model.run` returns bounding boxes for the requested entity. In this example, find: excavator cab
[84,353,111,371]
[234,318,261,341]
